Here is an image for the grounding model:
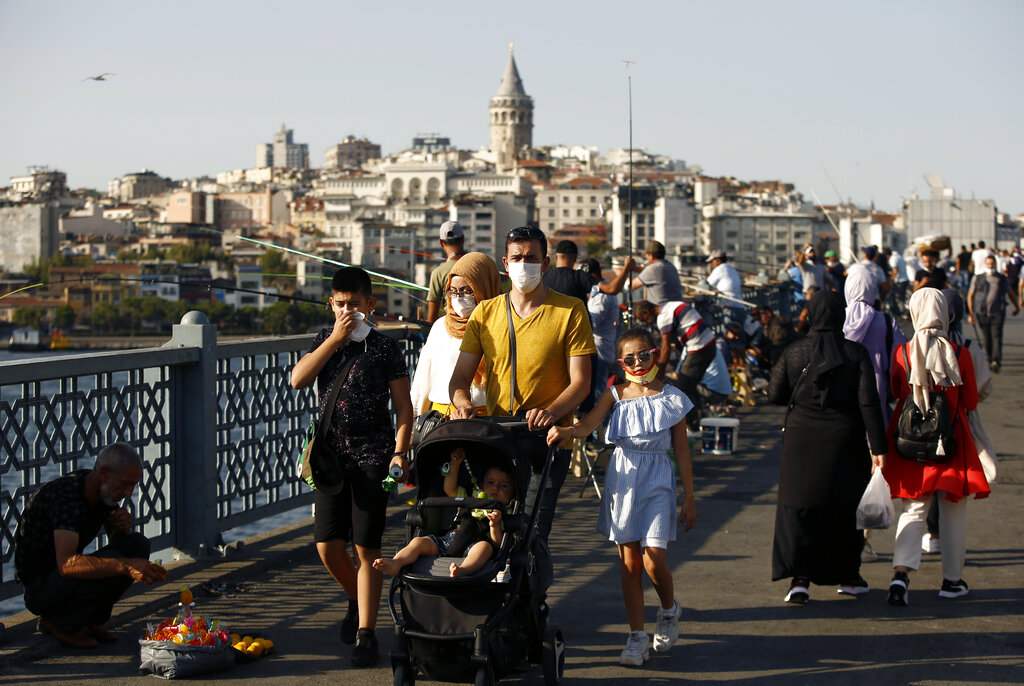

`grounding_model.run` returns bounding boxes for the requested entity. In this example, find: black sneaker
[339,599,358,645]
[938,578,969,599]
[888,571,910,606]
[837,576,870,596]
[784,577,809,605]
[351,628,380,667]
